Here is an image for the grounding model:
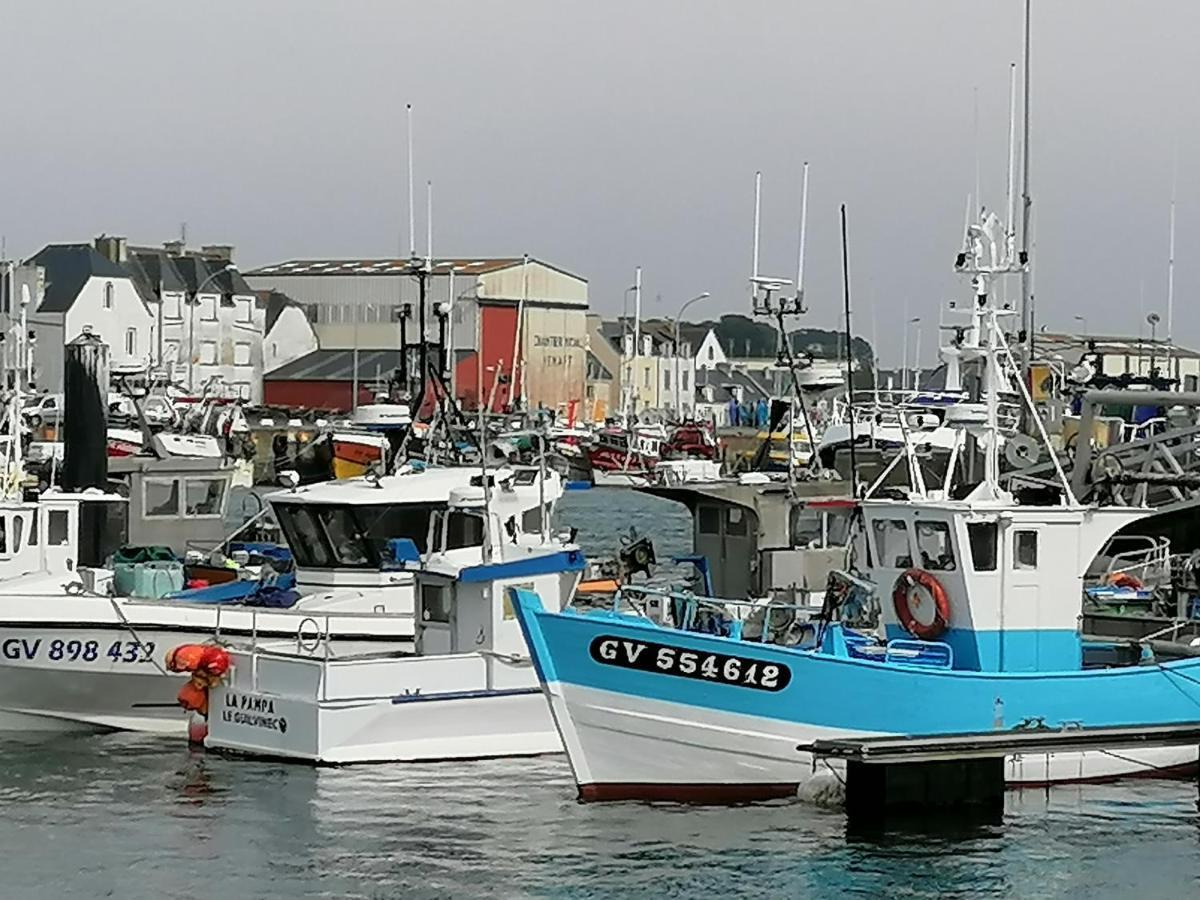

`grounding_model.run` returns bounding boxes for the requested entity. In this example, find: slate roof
[259,289,304,333]
[265,348,405,382]
[694,364,773,401]
[25,244,129,313]
[171,255,253,301]
[247,257,584,282]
